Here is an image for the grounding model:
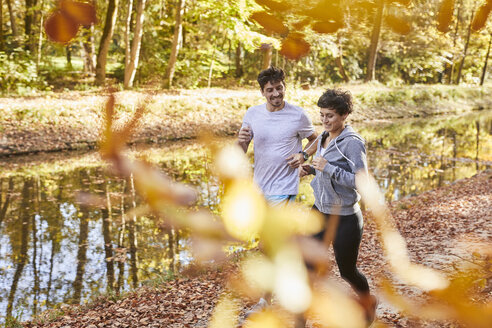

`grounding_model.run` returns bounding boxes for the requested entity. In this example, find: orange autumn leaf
[311,20,344,34]
[280,34,310,60]
[471,4,492,32]
[250,11,289,35]
[60,0,97,26]
[437,0,455,33]
[254,0,292,13]
[44,10,79,44]
[385,14,411,34]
